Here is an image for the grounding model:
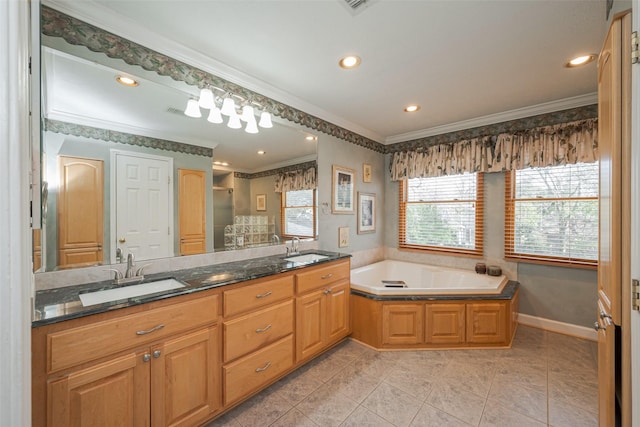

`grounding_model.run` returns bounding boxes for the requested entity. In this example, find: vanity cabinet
[221,275,295,406]
[382,304,424,345]
[32,293,221,427]
[295,260,351,362]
